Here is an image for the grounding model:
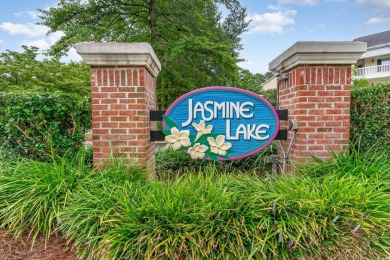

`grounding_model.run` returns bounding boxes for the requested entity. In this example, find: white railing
[355,64,390,78]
